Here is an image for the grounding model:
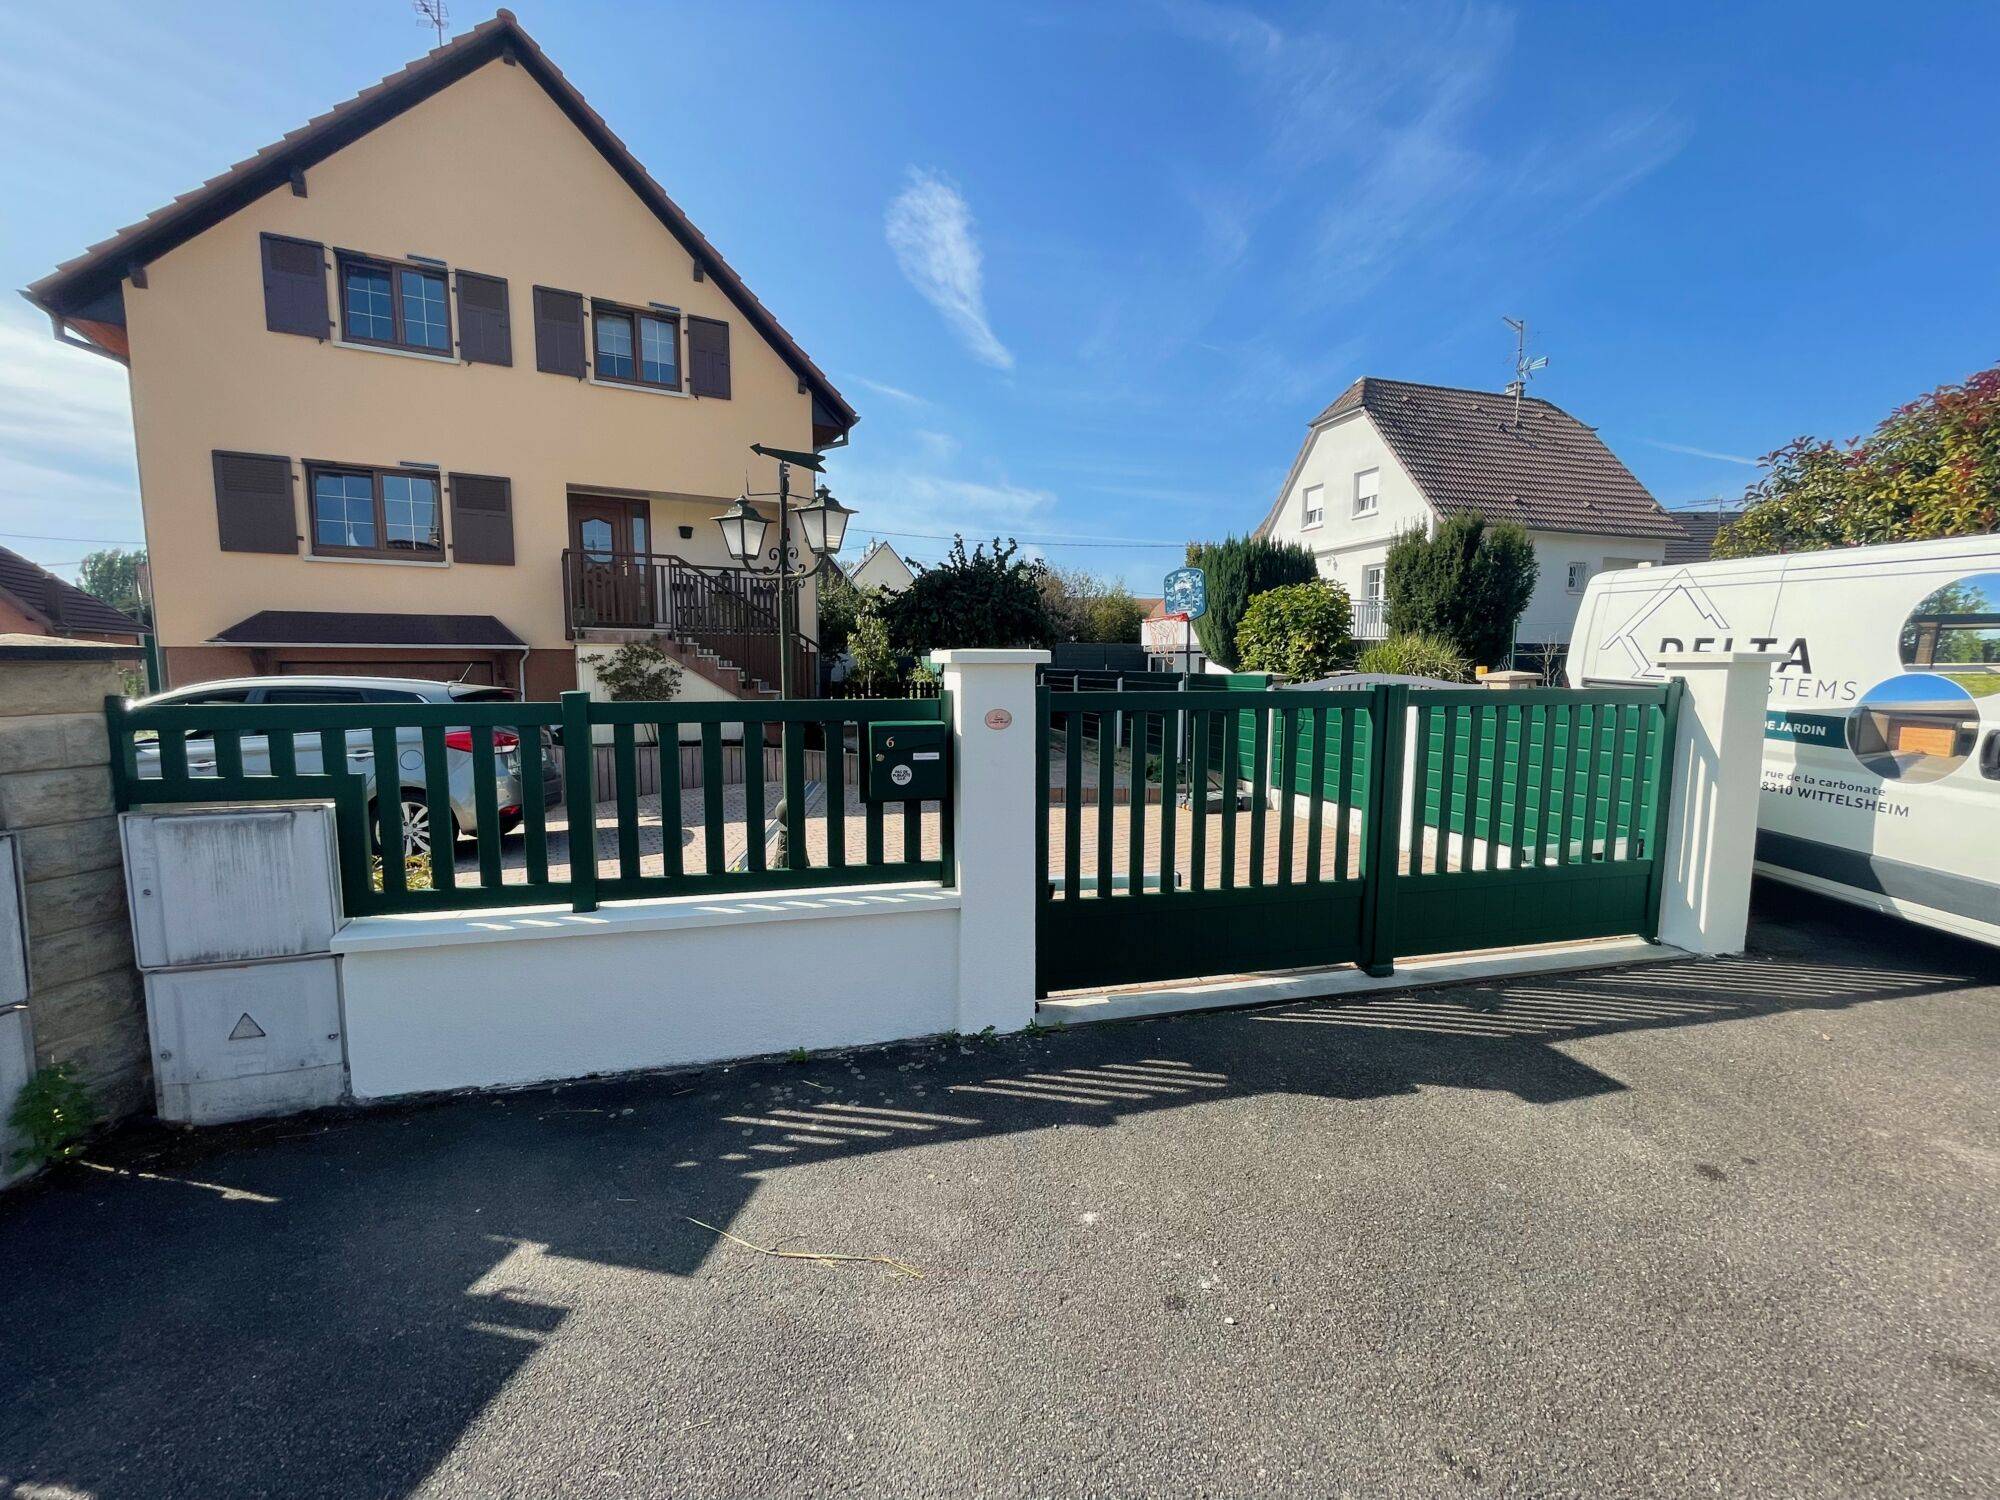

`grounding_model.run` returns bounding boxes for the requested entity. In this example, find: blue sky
[2,1,1996,592]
